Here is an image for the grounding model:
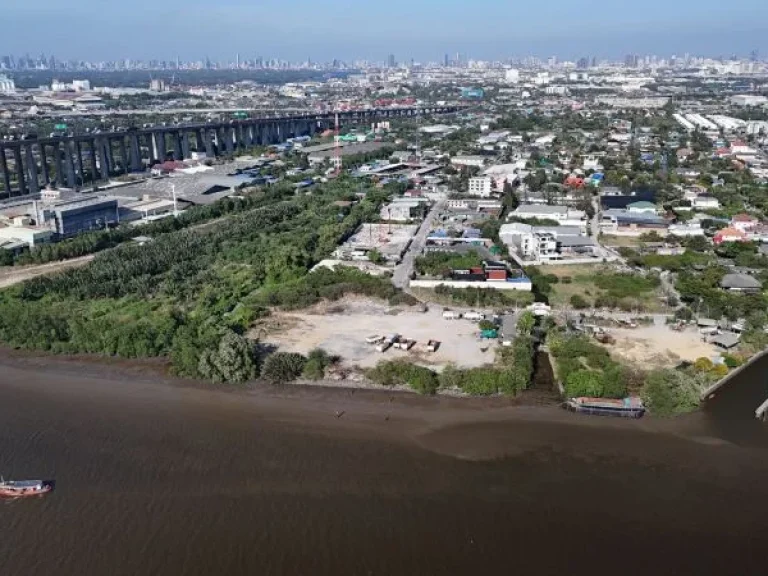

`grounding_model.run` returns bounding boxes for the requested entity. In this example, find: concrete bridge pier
[53,143,65,188]
[0,148,11,194]
[117,137,128,174]
[129,135,141,172]
[181,132,191,160]
[203,130,214,157]
[13,146,26,196]
[224,127,235,155]
[24,145,39,194]
[87,139,98,184]
[40,145,50,186]
[63,142,77,188]
[172,131,183,161]
[259,124,270,146]
[75,141,85,183]
[96,138,110,180]
[106,138,116,174]
[154,132,167,163]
